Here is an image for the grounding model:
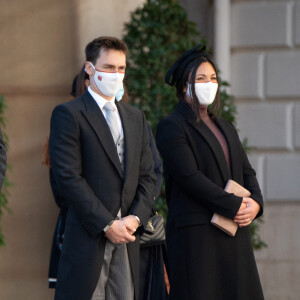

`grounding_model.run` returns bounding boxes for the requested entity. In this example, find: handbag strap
[162,243,169,277]
[151,207,158,216]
